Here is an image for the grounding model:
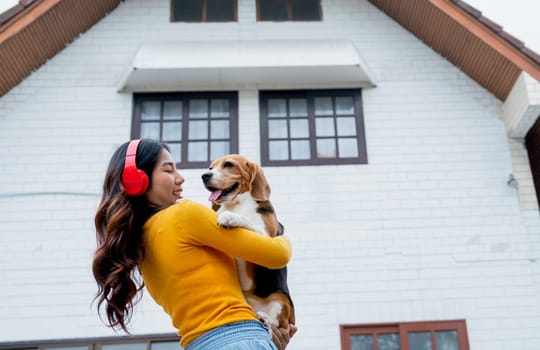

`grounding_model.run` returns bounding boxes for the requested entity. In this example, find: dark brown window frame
[340,320,470,350]
[256,0,322,21]
[0,333,180,350]
[259,89,367,167]
[132,92,239,169]
[171,0,238,22]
